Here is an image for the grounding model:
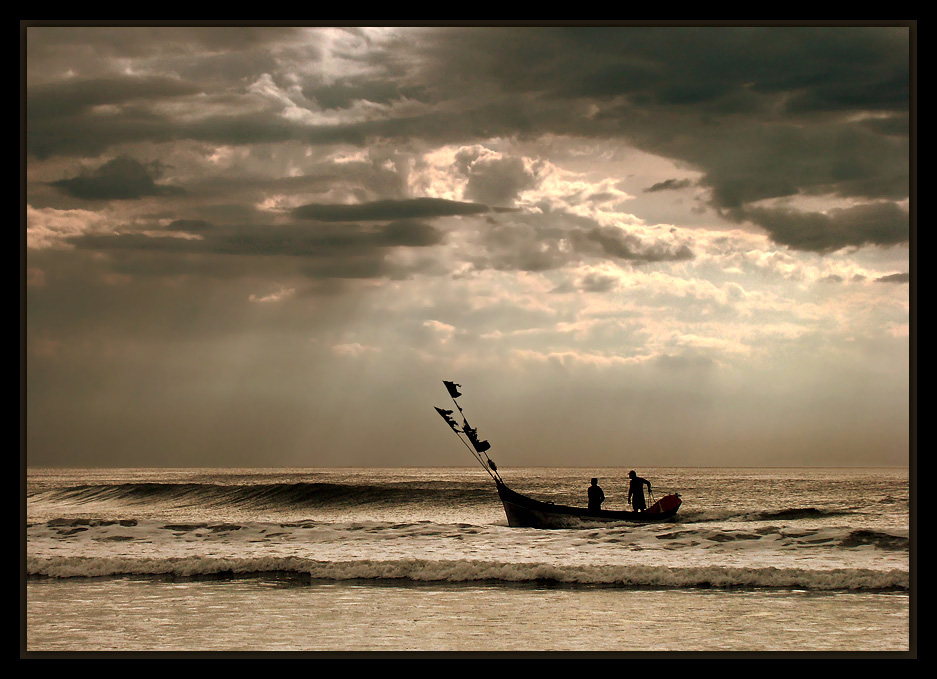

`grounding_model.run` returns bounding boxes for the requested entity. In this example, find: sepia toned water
[25,466,912,653]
